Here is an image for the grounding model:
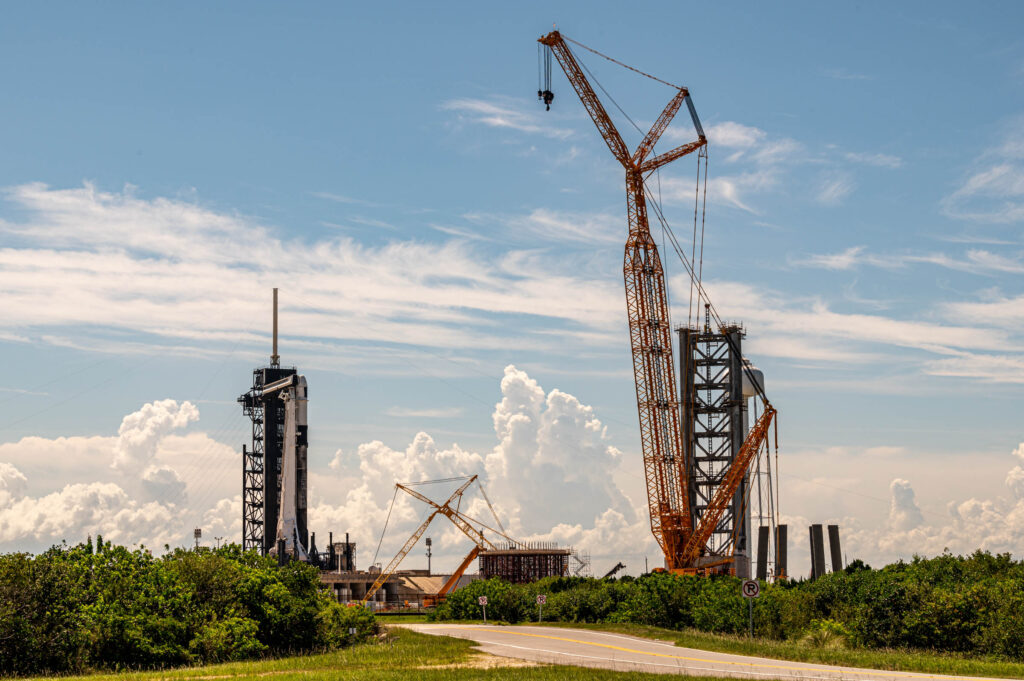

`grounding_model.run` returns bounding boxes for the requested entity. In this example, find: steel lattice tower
[677,321,750,576]
[238,290,307,555]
